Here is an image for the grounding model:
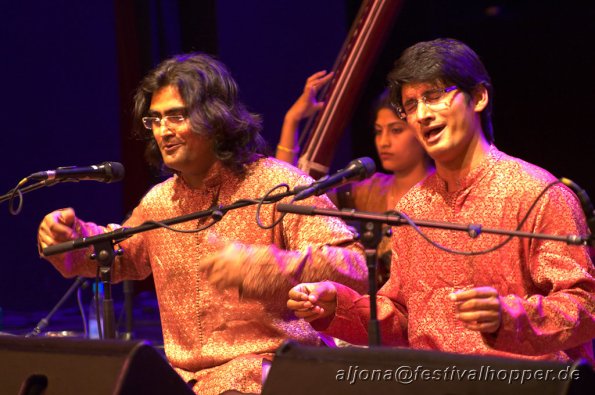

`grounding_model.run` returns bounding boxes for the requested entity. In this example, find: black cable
[395,180,562,256]
[143,213,222,234]
[7,177,27,215]
[2,177,62,215]
[256,183,290,229]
